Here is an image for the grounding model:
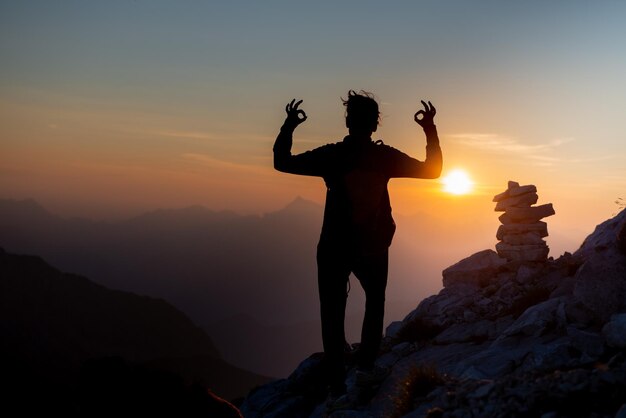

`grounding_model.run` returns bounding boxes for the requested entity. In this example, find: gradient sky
[1,1,625,250]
